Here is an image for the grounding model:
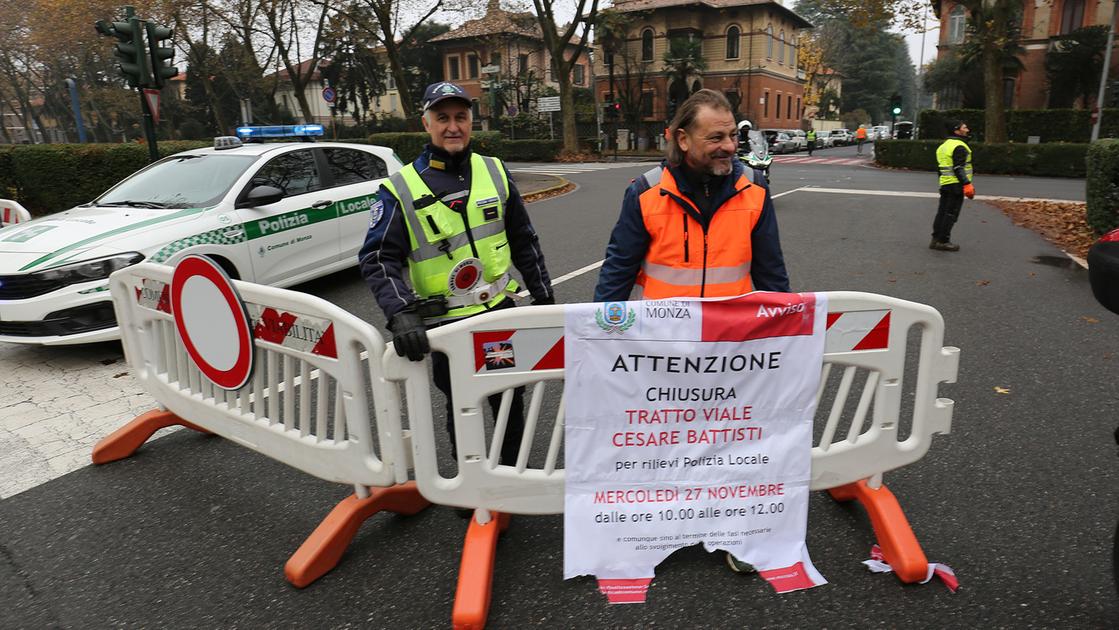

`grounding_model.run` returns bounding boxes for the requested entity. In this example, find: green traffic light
[892,107,902,115]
